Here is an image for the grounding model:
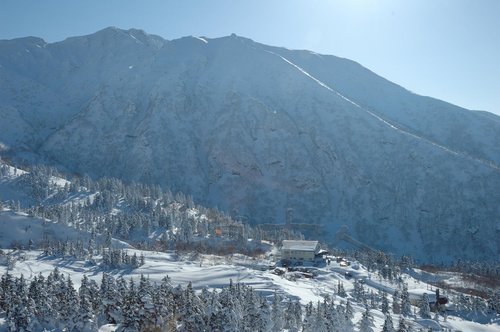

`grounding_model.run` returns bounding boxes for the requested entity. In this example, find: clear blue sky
[1,0,499,115]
